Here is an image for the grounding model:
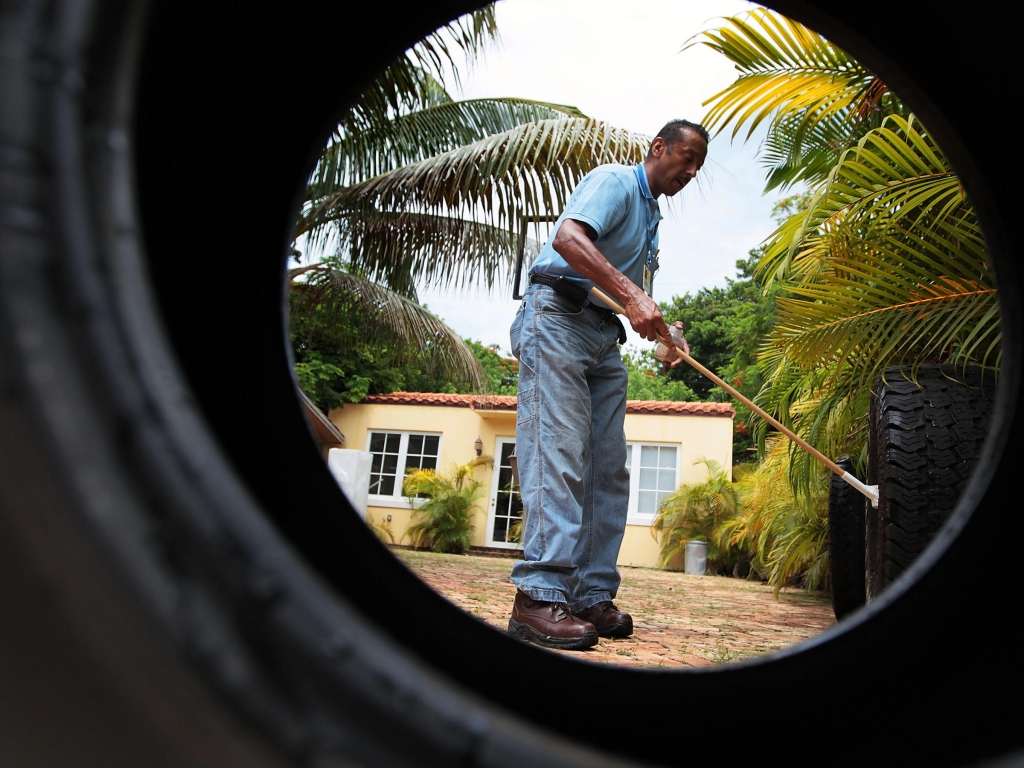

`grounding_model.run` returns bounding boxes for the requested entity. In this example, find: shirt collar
[635,162,655,200]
